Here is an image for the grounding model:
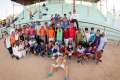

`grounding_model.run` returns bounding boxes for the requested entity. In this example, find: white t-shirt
[5,37,11,48]
[70,13,80,20]
[97,36,107,51]
[15,33,19,41]
[13,46,22,58]
[77,47,85,54]
[29,40,36,47]
[85,32,90,42]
